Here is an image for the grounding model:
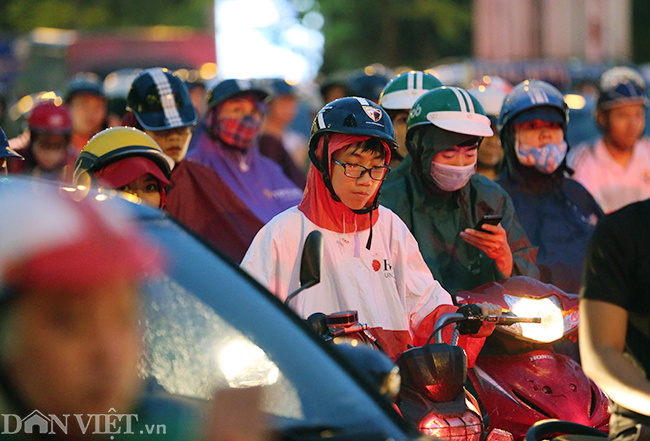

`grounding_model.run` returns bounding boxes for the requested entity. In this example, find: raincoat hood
[298,133,391,235]
[499,118,570,192]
